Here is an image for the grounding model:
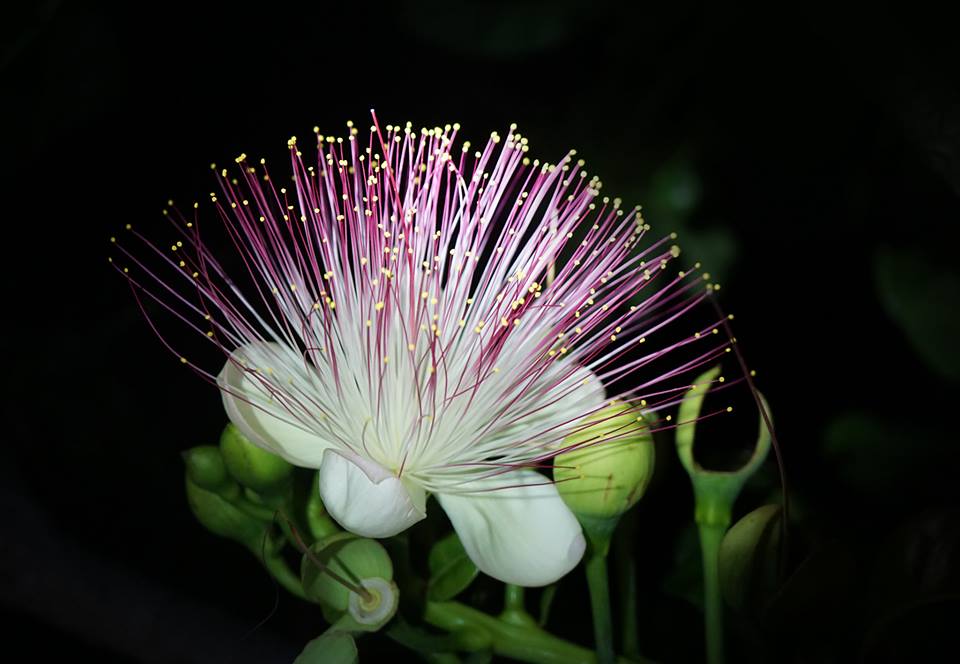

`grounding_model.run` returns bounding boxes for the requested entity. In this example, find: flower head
[113,114,730,586]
